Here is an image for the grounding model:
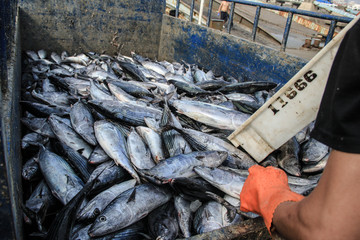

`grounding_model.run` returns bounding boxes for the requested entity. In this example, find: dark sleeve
[310,19,360,153]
